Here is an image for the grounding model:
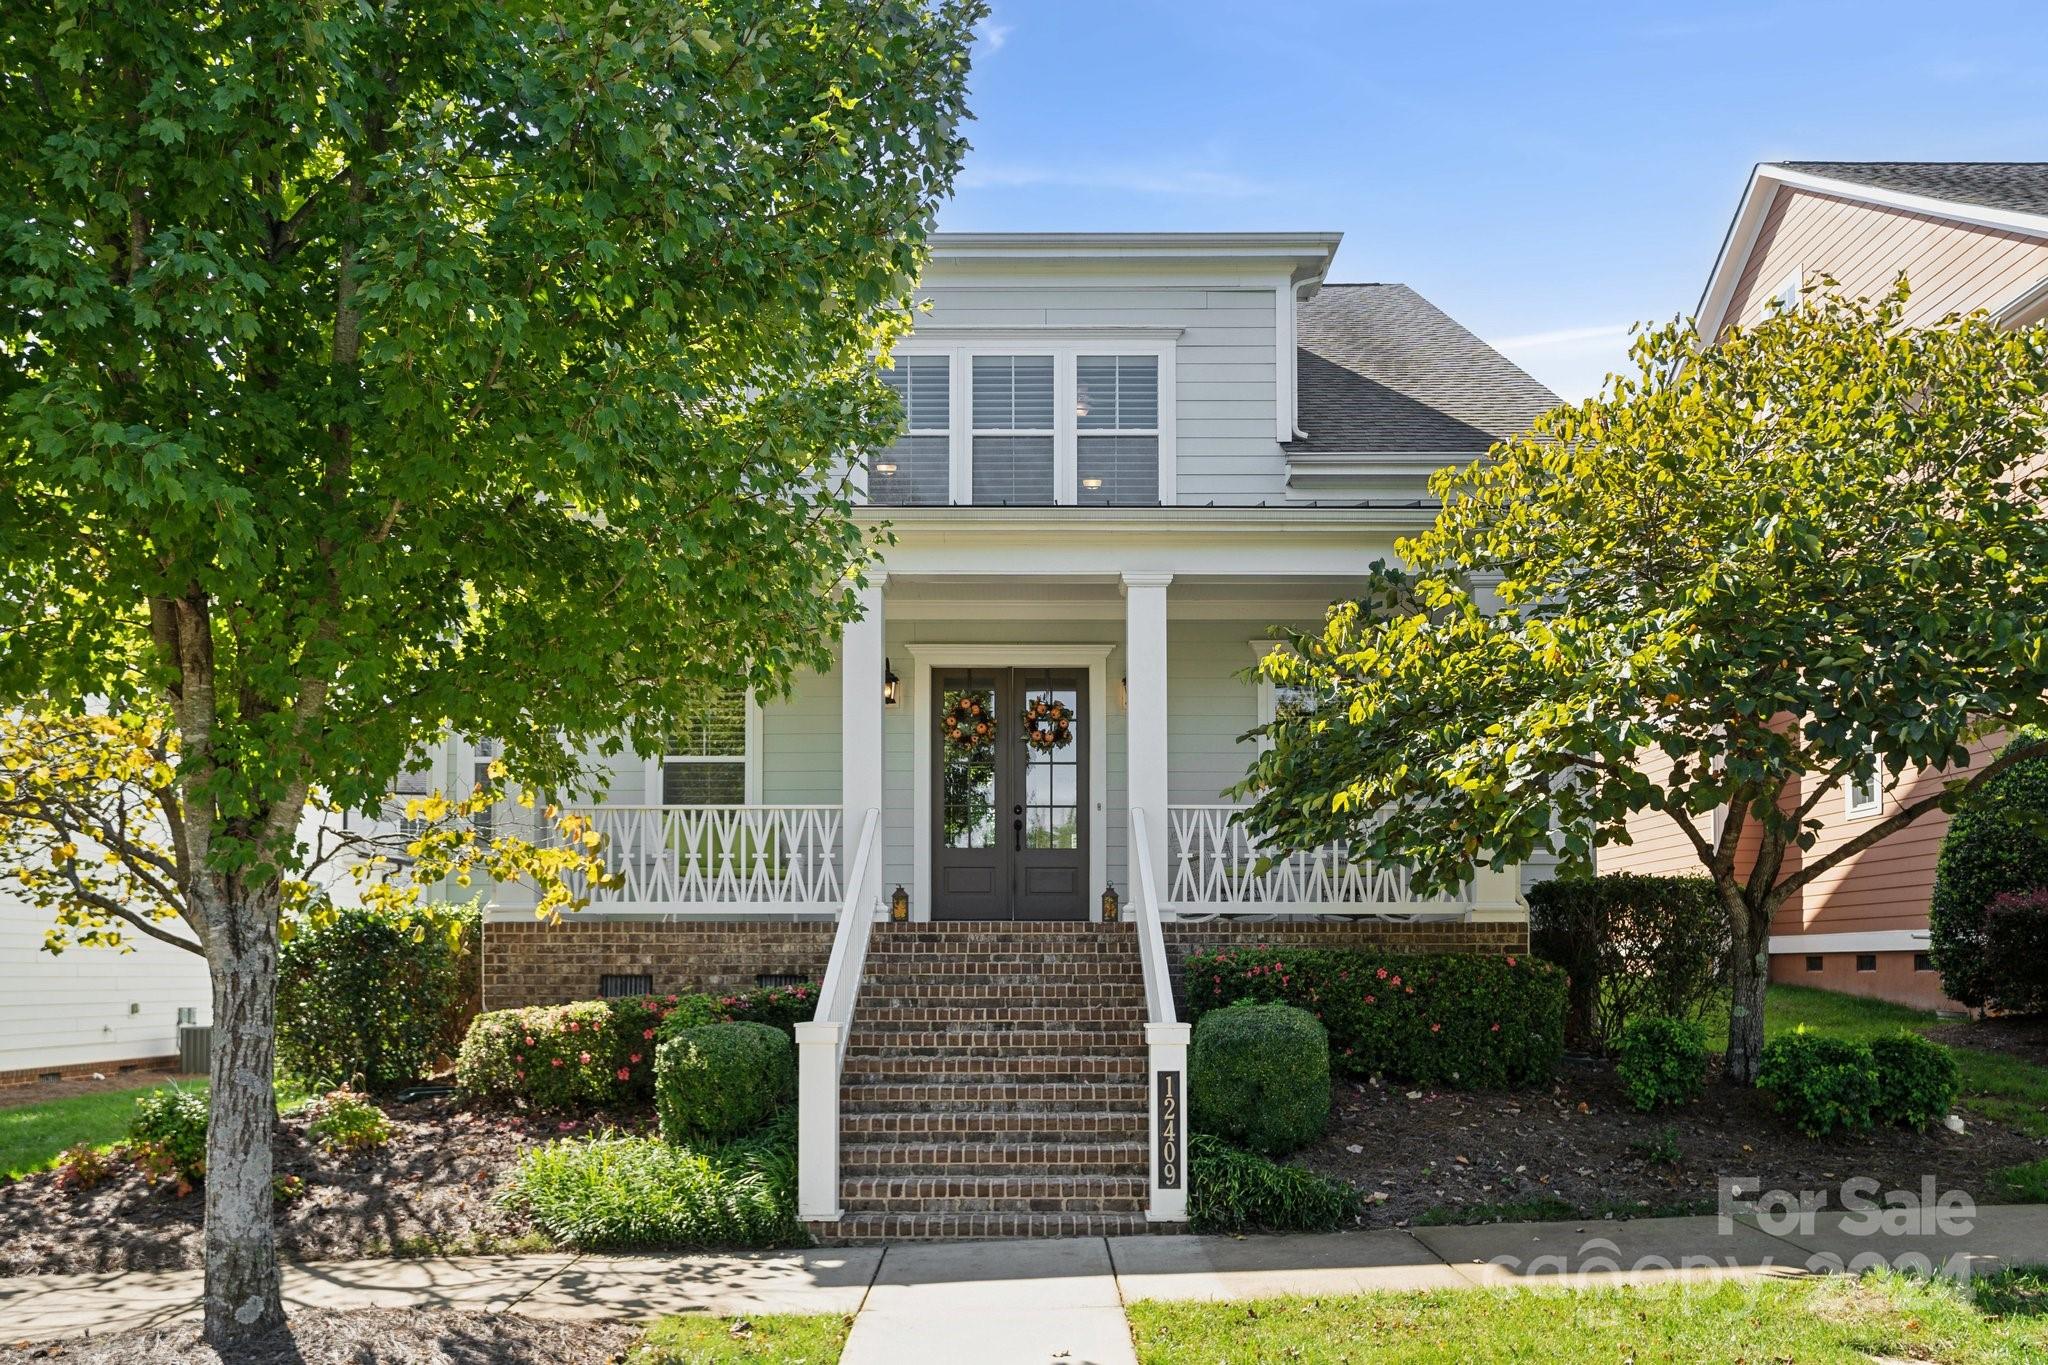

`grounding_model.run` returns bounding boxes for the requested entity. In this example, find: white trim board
[1768,929,1930,955]
[903,643,1114,923]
